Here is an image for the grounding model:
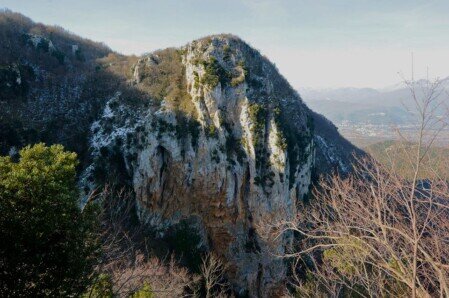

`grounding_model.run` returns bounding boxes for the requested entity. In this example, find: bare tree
[273,75,449,297]
[84,186,199,297]
[200,253,230,298]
